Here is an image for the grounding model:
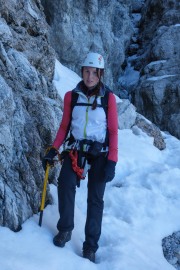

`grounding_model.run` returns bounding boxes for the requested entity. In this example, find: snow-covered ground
[0,60,180,270]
